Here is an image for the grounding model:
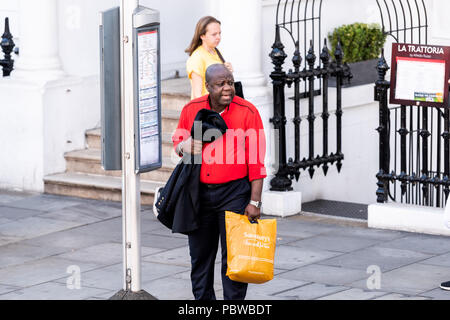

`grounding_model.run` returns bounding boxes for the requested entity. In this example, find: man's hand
[182,137,203,155]
[244,203,261,222]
